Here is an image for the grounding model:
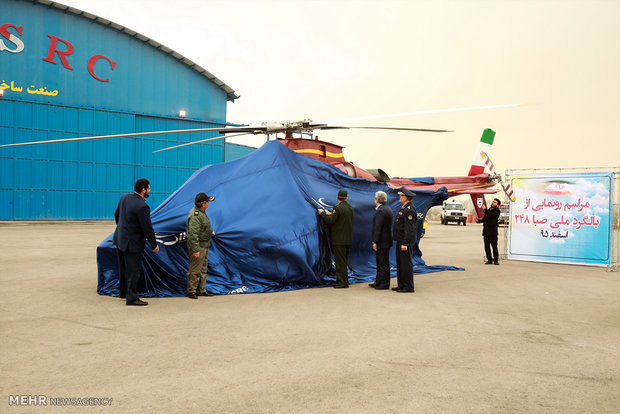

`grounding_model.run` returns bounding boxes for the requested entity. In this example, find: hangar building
[0,0,254,219]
